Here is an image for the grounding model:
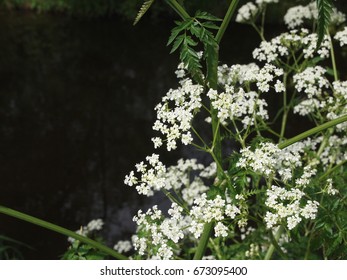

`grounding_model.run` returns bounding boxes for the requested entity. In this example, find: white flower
[293,66,329,98]
[325,178,339,195]
[236,2,258,23]
[114,240,132,253]
[124,153,166,196]
[253,29,330,63]
[264,185,319,230]
[153,79,203,151]
[335,27,347,46]
[214,222,228,237]
[284,5,312,29]
[274,80,285,93]
[255,0,279,5]
[86,219,104,231]
[208,86,268,127]
[284,2,345,29]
